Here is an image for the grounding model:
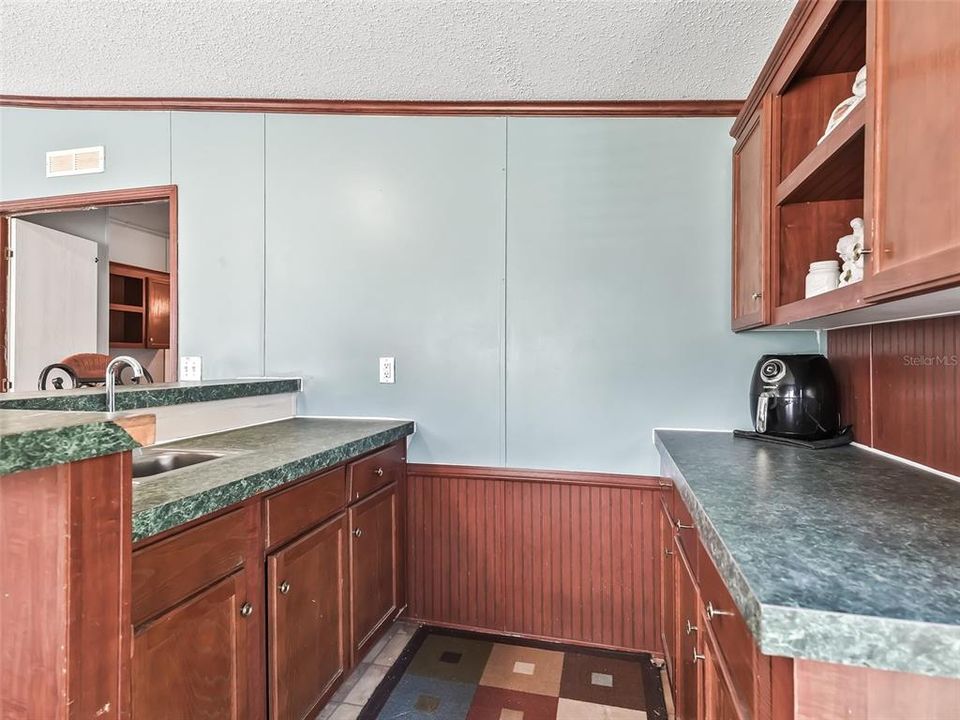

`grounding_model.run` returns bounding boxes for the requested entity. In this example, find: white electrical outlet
[379,357,395,384]
[180,356,202,382]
